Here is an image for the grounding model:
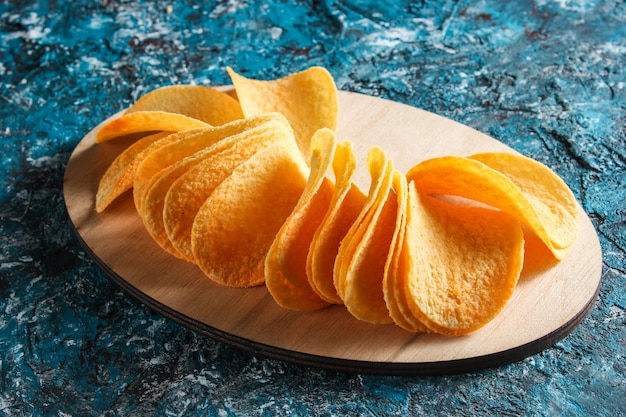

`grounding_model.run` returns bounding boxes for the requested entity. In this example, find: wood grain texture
[63,91,602,375]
